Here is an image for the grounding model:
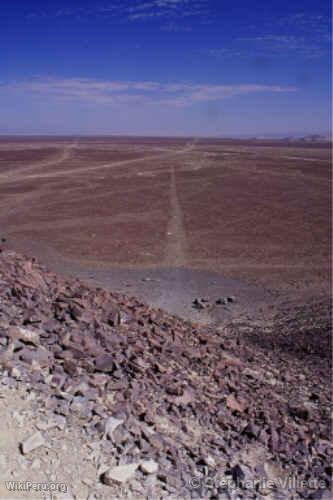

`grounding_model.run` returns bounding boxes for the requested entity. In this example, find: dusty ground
[0,382,96,500]
[0,137,331,322]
